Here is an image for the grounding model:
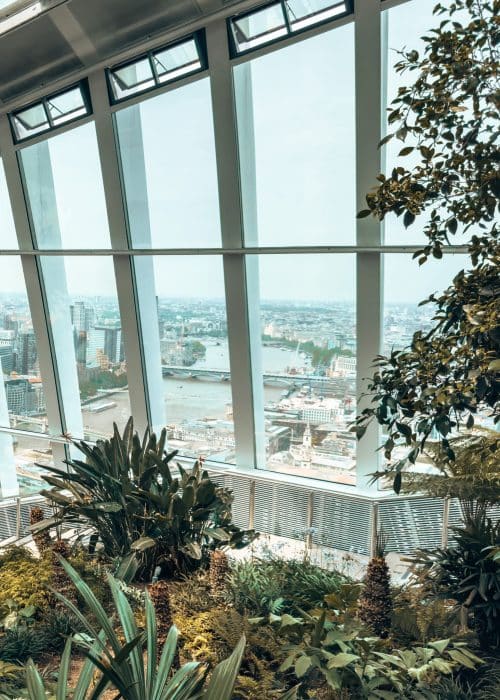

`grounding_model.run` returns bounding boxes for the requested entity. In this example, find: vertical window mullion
[355,0,383,490]
[88,71,163,435]
[0,114,68,471]
[206,19,266,469]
